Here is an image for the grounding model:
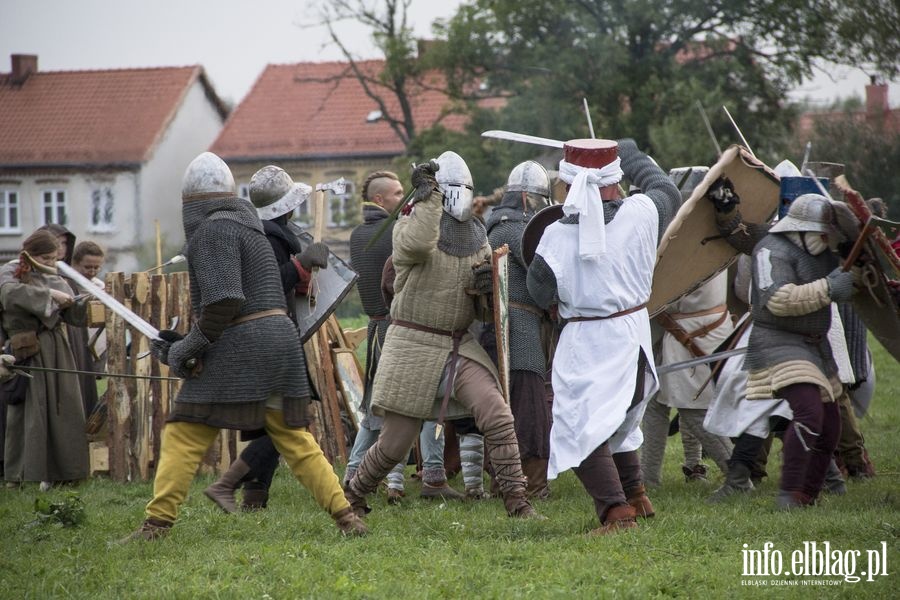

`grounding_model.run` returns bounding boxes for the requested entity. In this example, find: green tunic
[372,191,499,420]
[0,262,89,483]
